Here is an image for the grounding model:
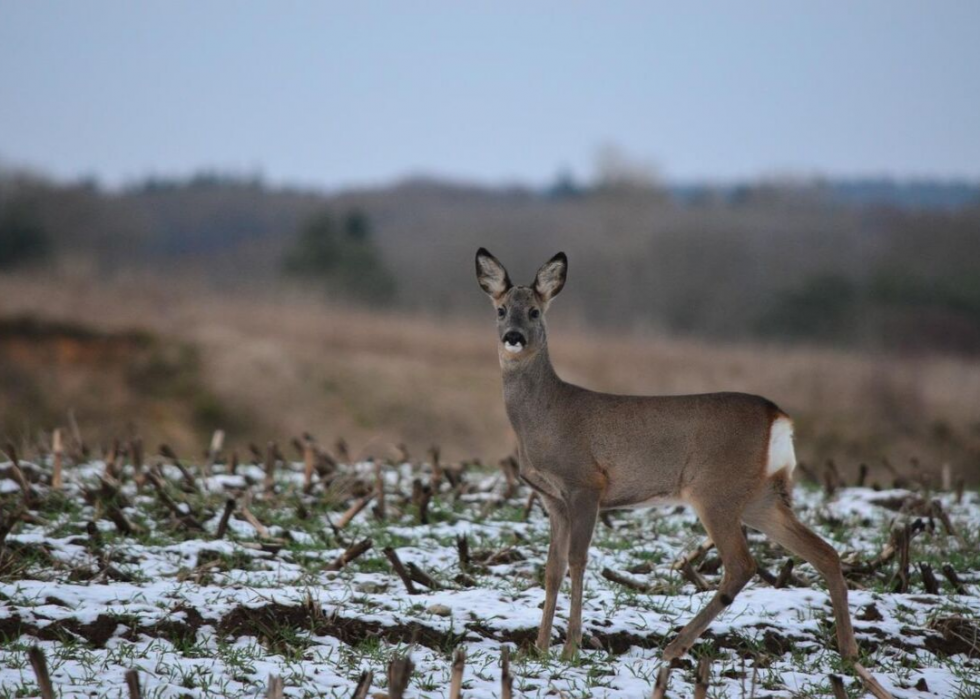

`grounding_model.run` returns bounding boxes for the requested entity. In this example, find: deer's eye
[497,307,506,318]
[529,308,540,320]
